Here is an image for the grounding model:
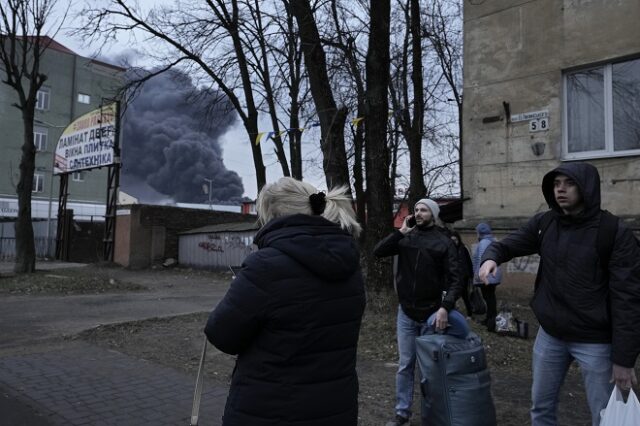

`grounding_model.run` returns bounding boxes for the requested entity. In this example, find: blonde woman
[205,177,365,426]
